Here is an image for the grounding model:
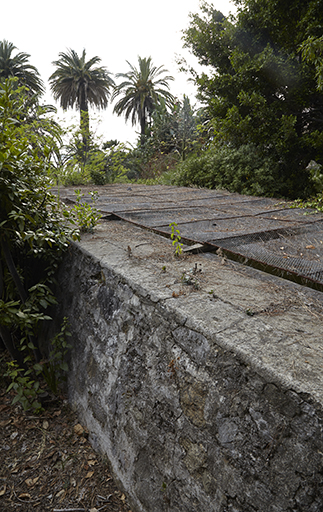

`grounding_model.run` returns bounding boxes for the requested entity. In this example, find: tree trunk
[80,109,90,146]
[140,115,146,147]
[80,83,90,154]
